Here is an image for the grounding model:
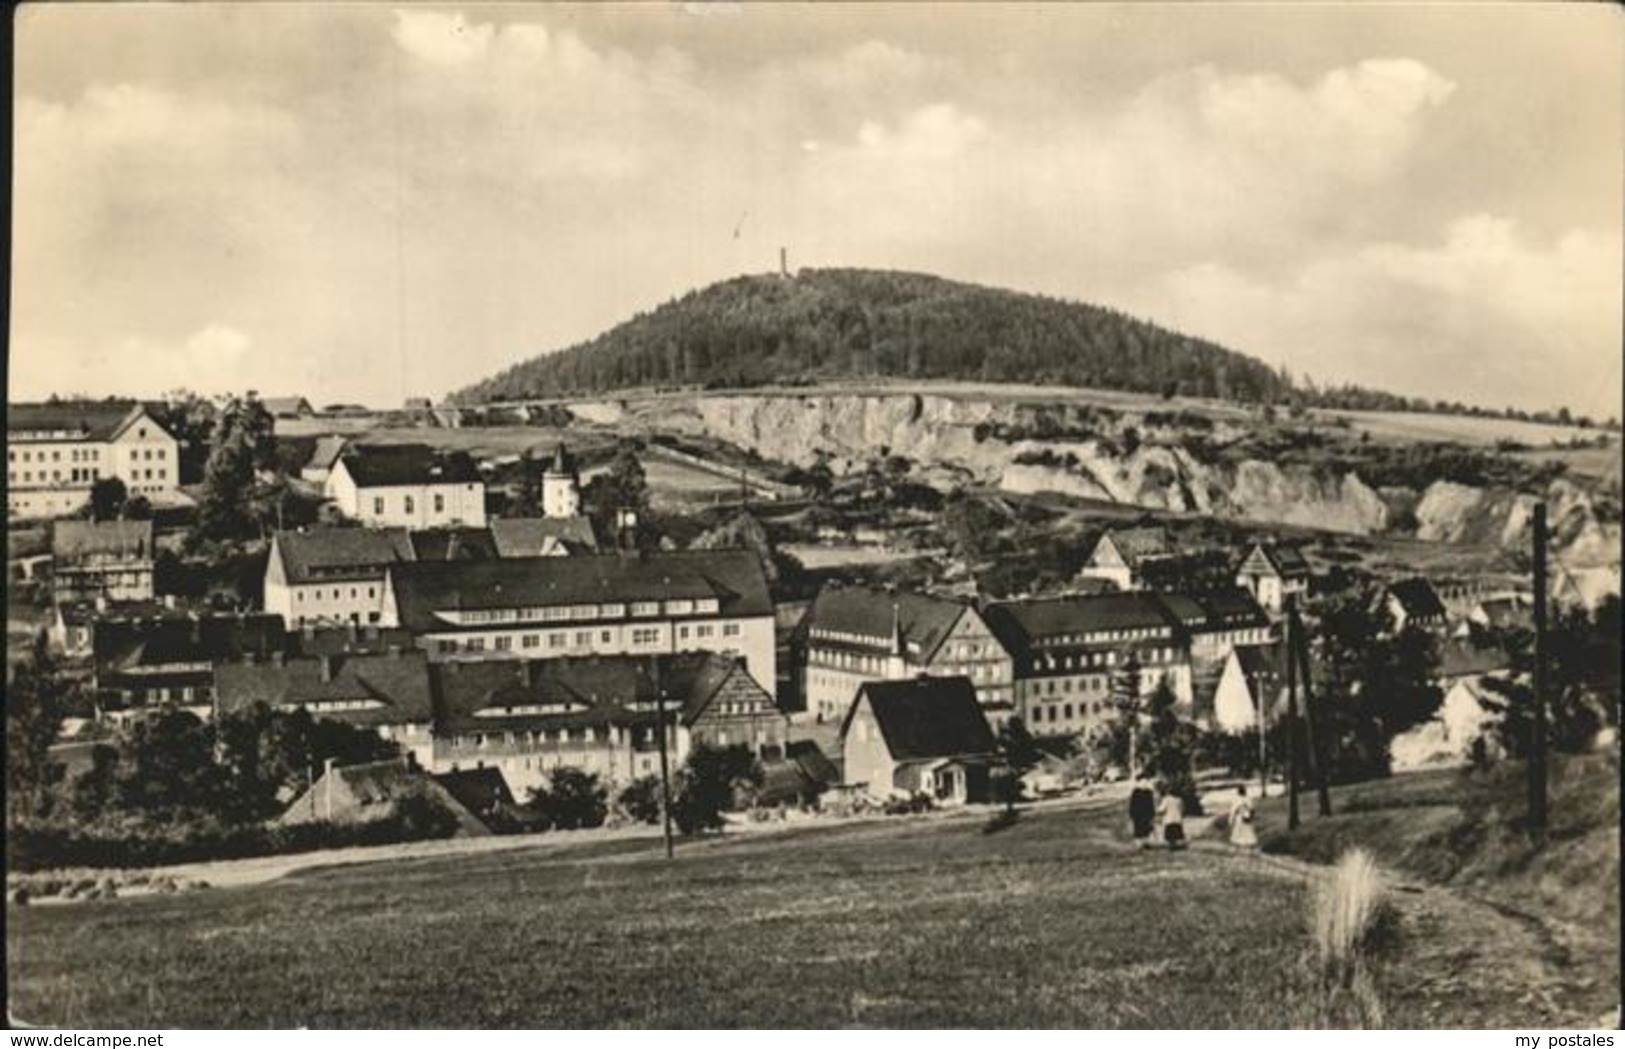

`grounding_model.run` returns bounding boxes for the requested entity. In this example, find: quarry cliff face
[569,391,1618,565]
